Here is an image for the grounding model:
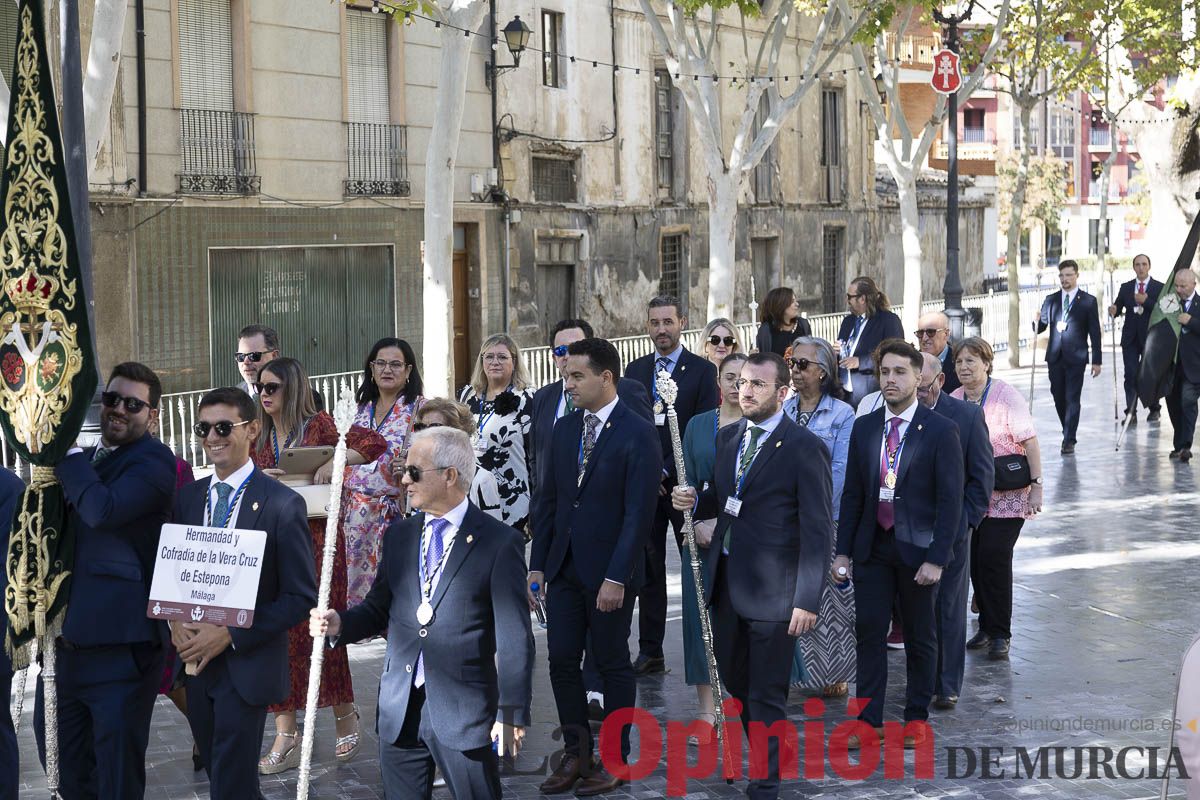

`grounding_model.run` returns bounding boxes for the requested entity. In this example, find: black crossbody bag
[993,454,1032,491]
